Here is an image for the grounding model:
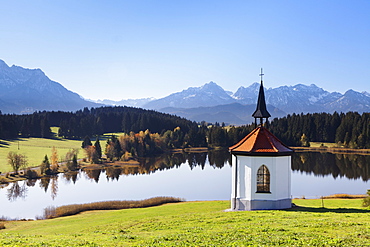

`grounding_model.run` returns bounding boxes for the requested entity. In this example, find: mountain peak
[0,59,99,113]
